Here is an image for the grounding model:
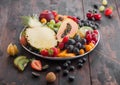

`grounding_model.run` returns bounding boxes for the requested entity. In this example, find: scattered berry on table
[63,70,69,76]
[63,63,69,69]
[69,66,75,71]
[66,60,71,65]
[77,63,83,68]
[55,66,62,72]
[68,75,75,82]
